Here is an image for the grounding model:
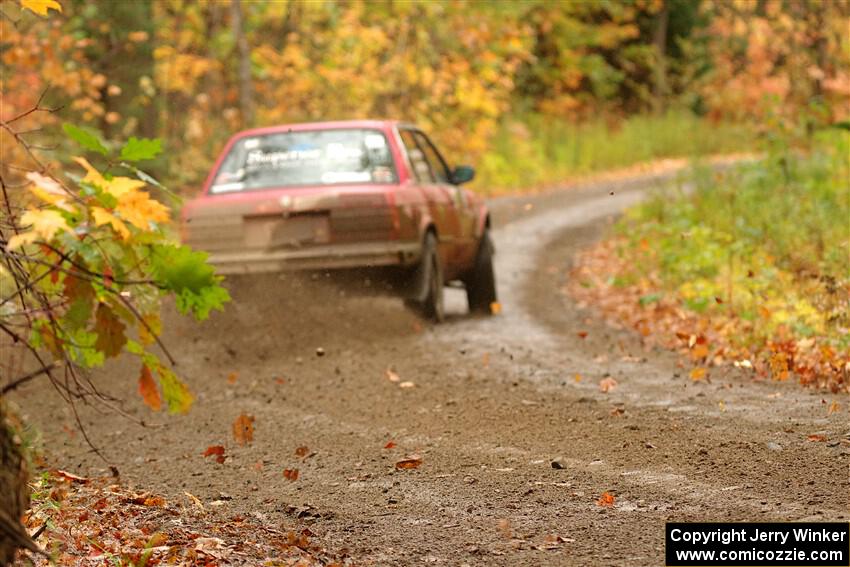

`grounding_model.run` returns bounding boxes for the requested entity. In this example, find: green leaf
[831,120,850,131]
[150,244,230,320]
[120,137,163,162]
[63,123,108,156]
[156,365,193,414]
